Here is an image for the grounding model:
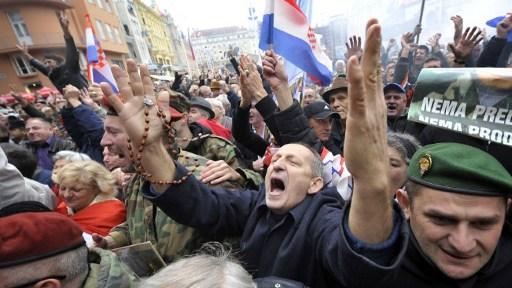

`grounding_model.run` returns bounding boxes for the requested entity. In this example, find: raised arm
[345,19,393,244]
[101,60,175,193]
